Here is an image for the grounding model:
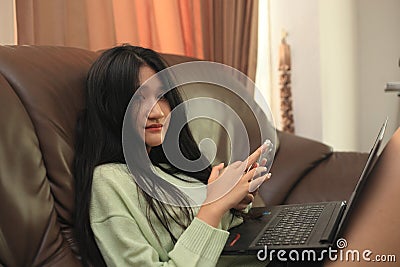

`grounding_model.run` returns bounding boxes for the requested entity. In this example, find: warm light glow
[0,0,17,45]
[255,0,276,126]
